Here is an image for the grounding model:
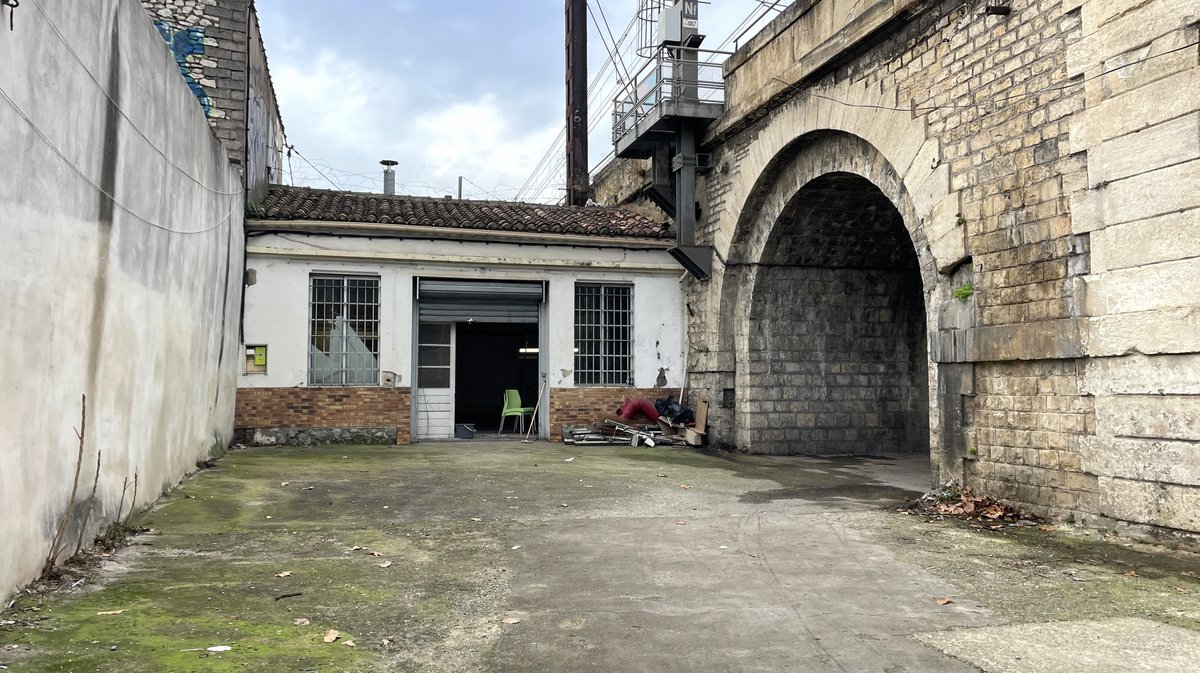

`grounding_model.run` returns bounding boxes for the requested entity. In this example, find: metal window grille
[574,284,632,385]
[308,275,380,385]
